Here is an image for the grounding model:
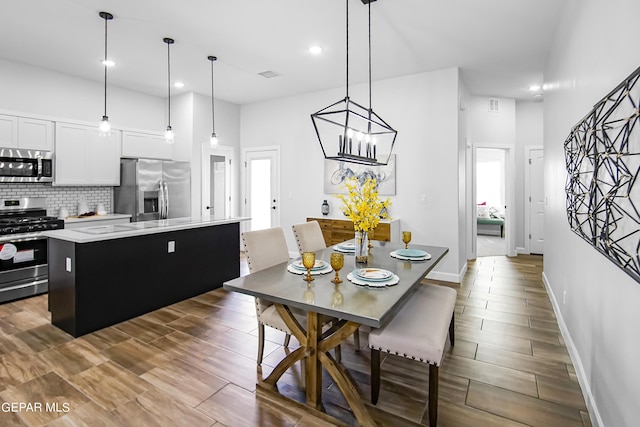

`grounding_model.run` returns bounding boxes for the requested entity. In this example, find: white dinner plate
[291,259,328,271]
[354,268,394,282]
[347,272,399,288]
[334,244,355,253]
[390,250,431,261]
